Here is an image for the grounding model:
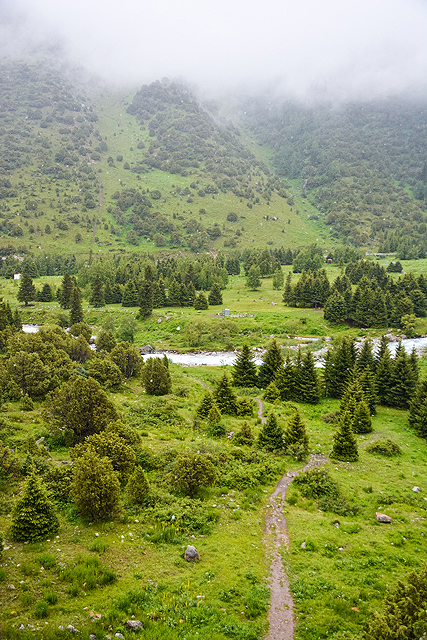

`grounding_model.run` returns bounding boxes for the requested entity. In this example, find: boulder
[412,486,421,492]
[126,620,144,631]
[375,512,392,523]
[300,541,306,549]
[67,625,79,634]
[184,545,200,561]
